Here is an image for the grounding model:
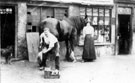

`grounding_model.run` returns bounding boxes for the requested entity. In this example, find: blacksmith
[38,27,60,72]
